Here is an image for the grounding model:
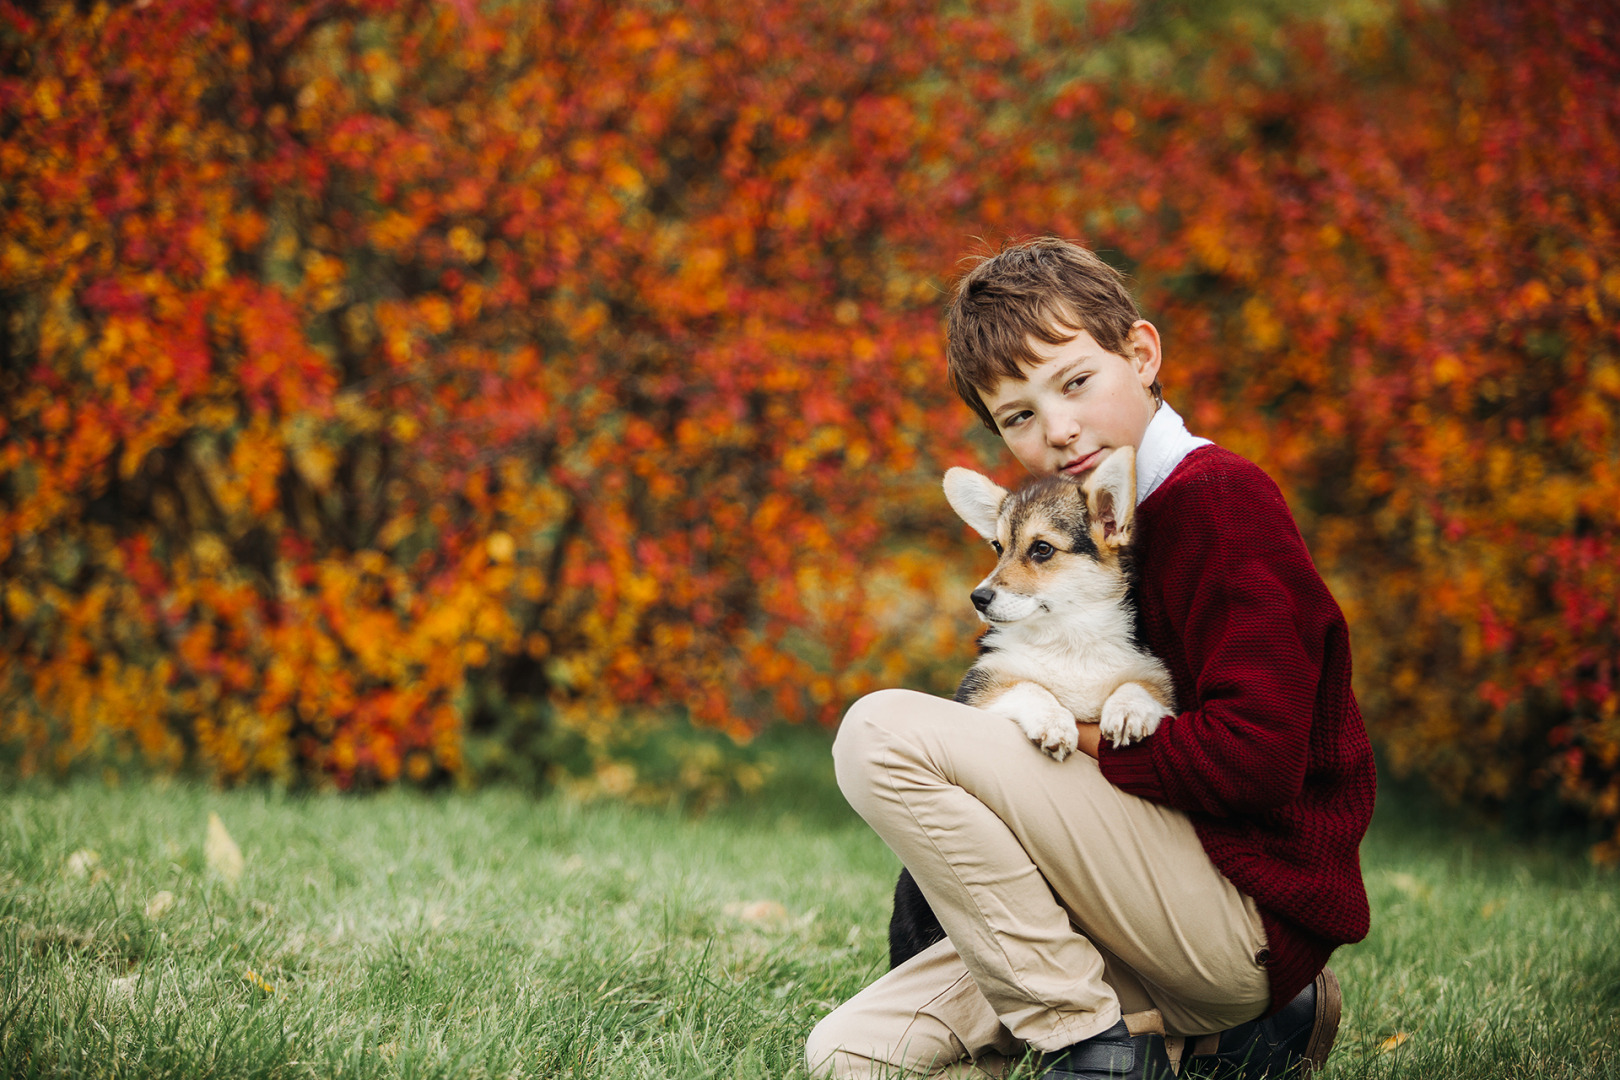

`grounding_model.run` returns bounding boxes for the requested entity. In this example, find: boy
[806,239,1375,1079]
